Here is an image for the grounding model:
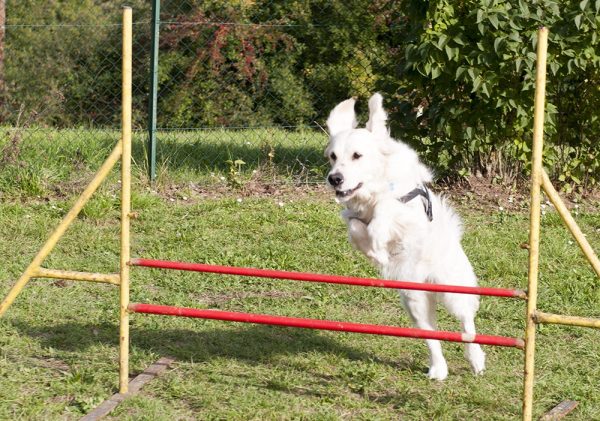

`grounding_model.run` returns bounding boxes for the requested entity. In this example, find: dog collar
[398,185,433,222]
